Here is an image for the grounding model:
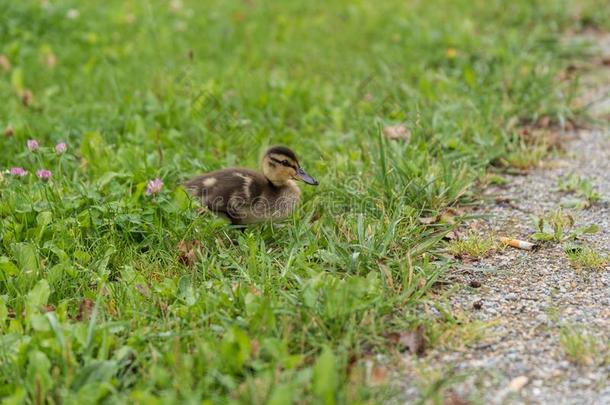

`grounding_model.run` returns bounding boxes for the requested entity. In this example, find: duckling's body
[184,146,317,225]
